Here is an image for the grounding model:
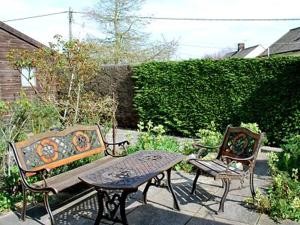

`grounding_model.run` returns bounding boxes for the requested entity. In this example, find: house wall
[0,29,38,102]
